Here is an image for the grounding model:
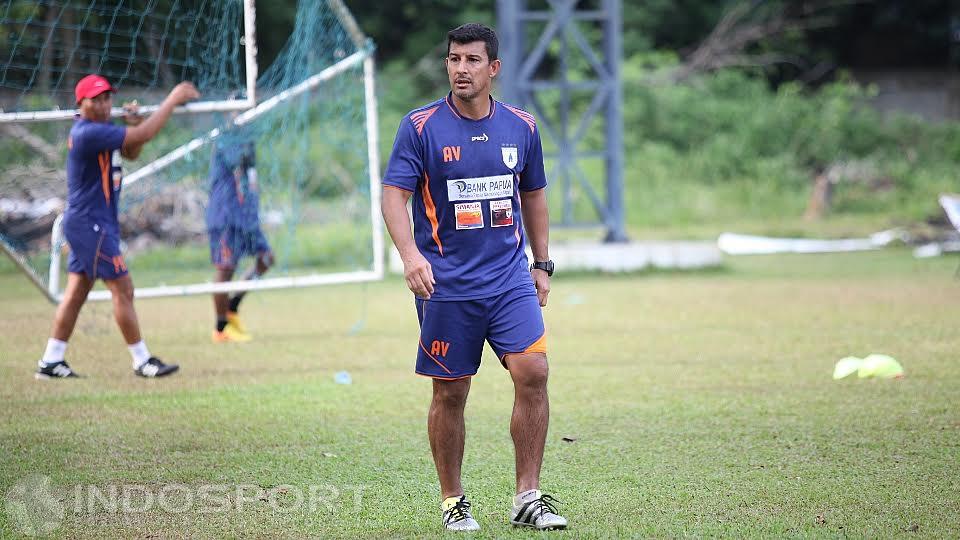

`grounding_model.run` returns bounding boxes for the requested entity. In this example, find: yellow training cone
[833,356,863,379]
[857,354,905,379]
